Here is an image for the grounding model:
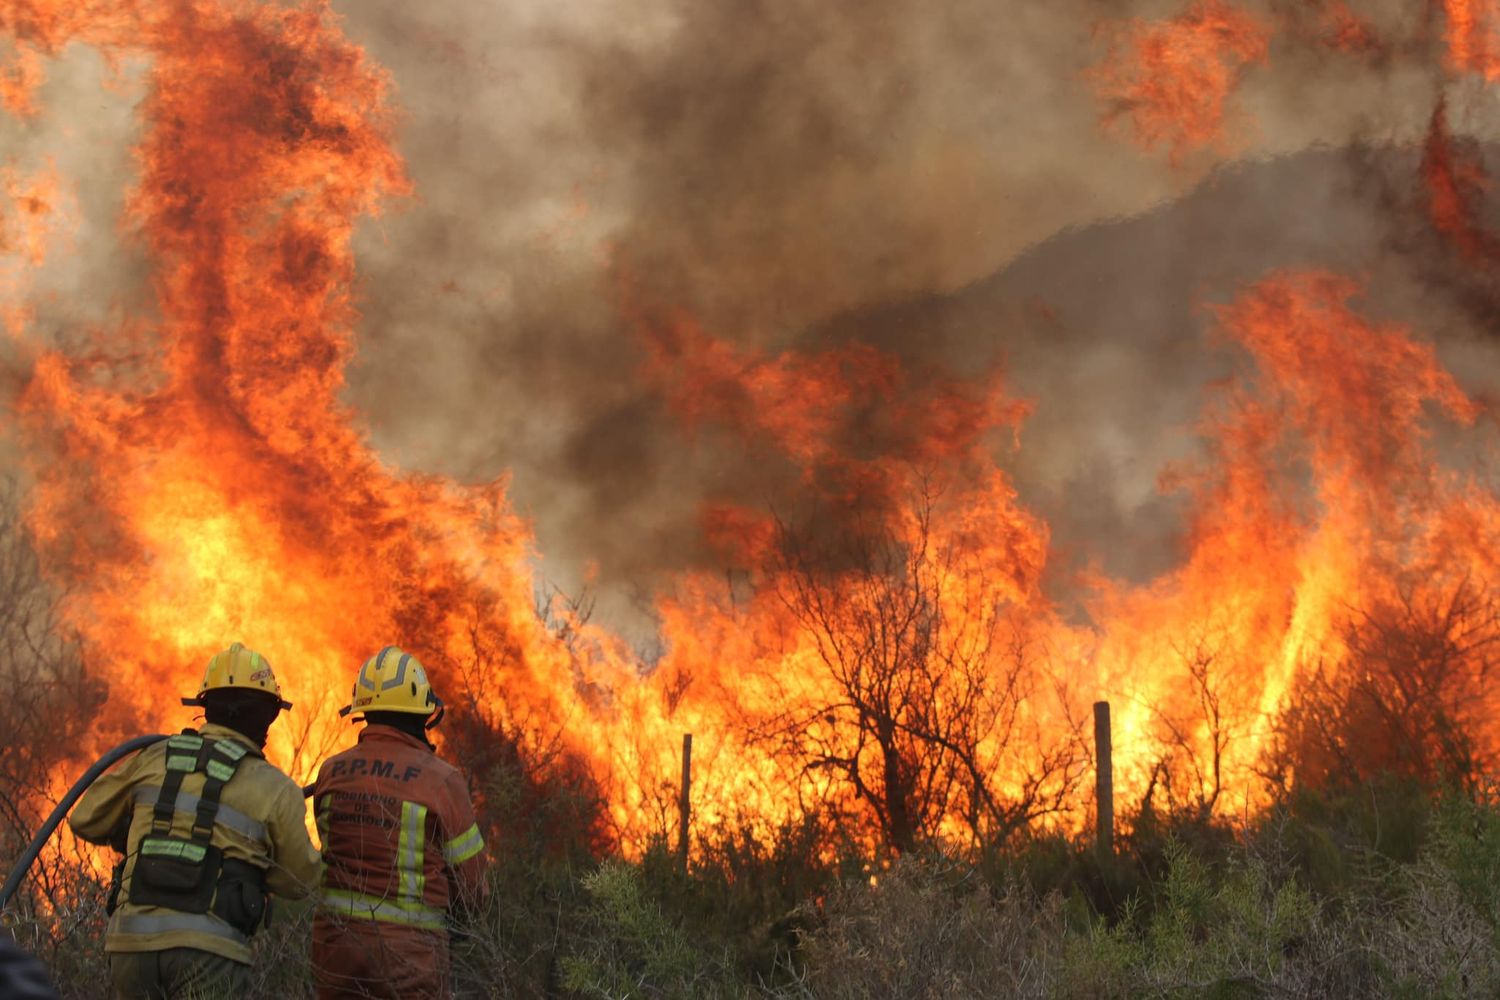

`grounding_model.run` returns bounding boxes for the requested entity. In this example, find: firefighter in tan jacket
[70,643,322,999]
[311,646,487,1000]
